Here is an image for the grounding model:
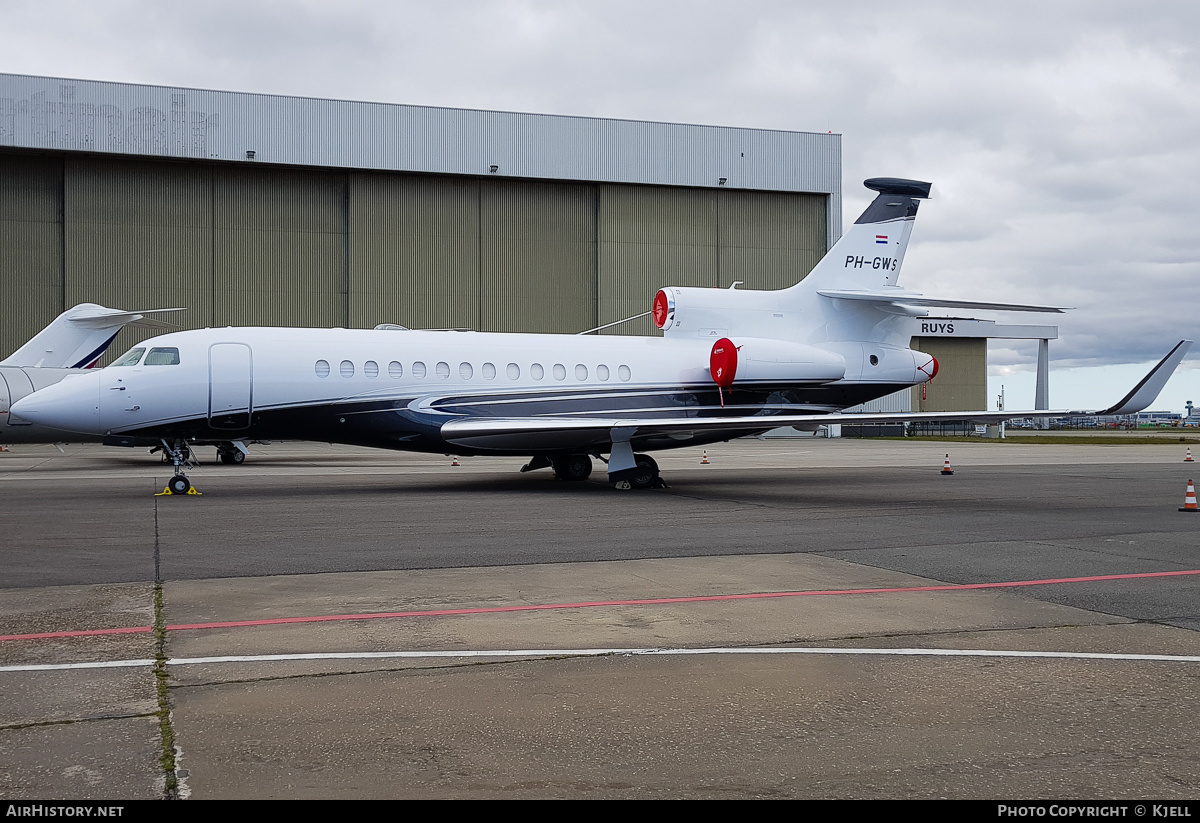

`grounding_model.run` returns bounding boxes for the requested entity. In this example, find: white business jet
[1,303,181,445]
[11,179,1191,493]
[0,304,261,465]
